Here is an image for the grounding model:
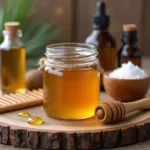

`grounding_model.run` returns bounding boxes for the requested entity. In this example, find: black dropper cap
[93,1,110,29]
